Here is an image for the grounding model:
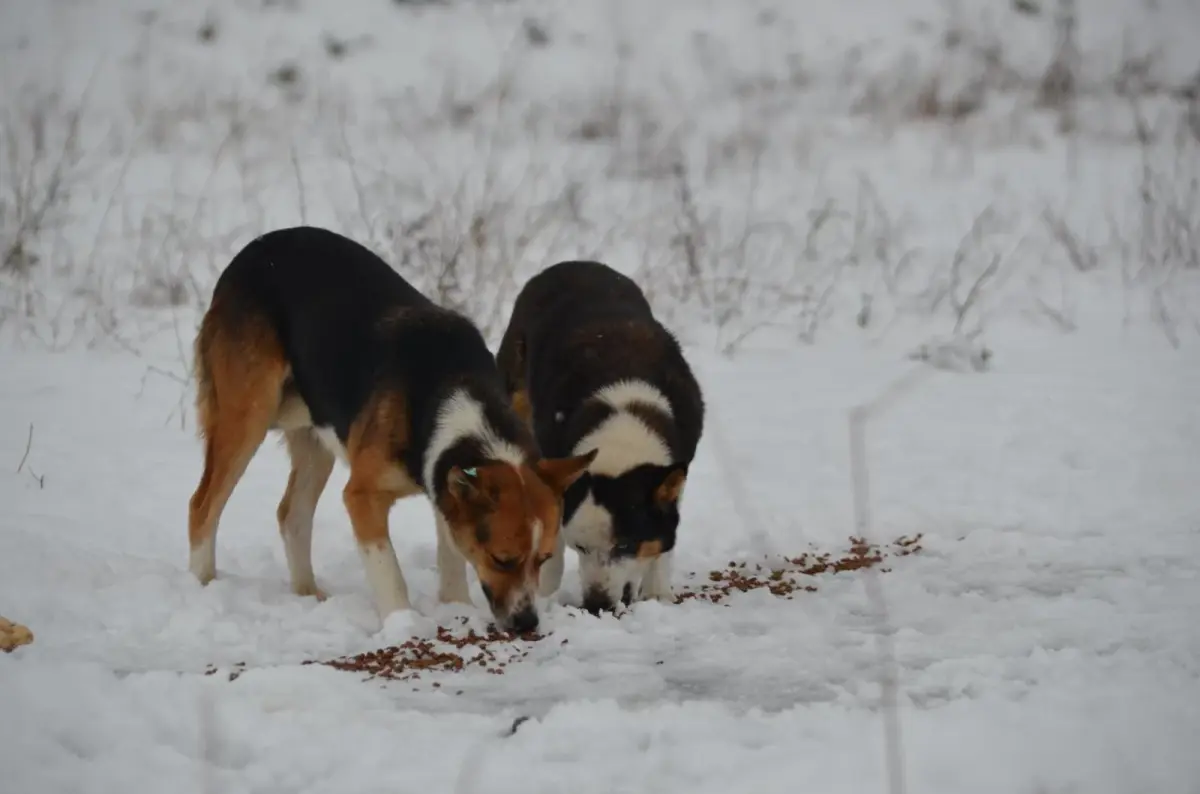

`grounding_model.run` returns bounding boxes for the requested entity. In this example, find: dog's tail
[192,304,220,440]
